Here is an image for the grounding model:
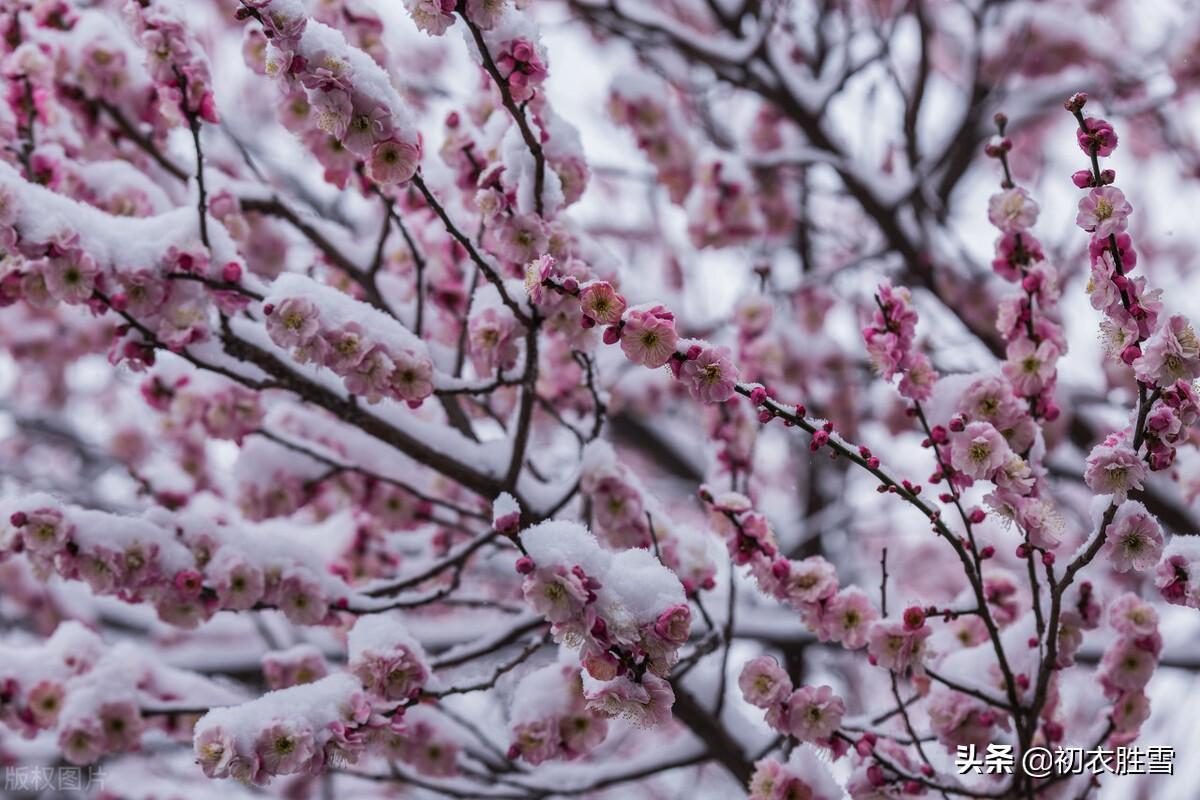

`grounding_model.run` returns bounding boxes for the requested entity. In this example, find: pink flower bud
[902,606,925,630]
[1071,170,1094,188]
[514,556,534,574]
[222,262,242,283]
[601,325,620,345]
